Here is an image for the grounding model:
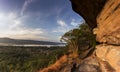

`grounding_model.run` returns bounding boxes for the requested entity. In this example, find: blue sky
[0,0,83,42]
